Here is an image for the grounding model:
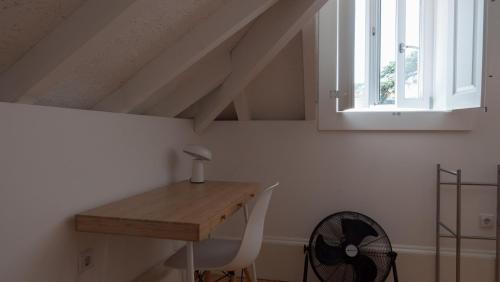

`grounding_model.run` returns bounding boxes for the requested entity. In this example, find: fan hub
[345,244,359,258]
